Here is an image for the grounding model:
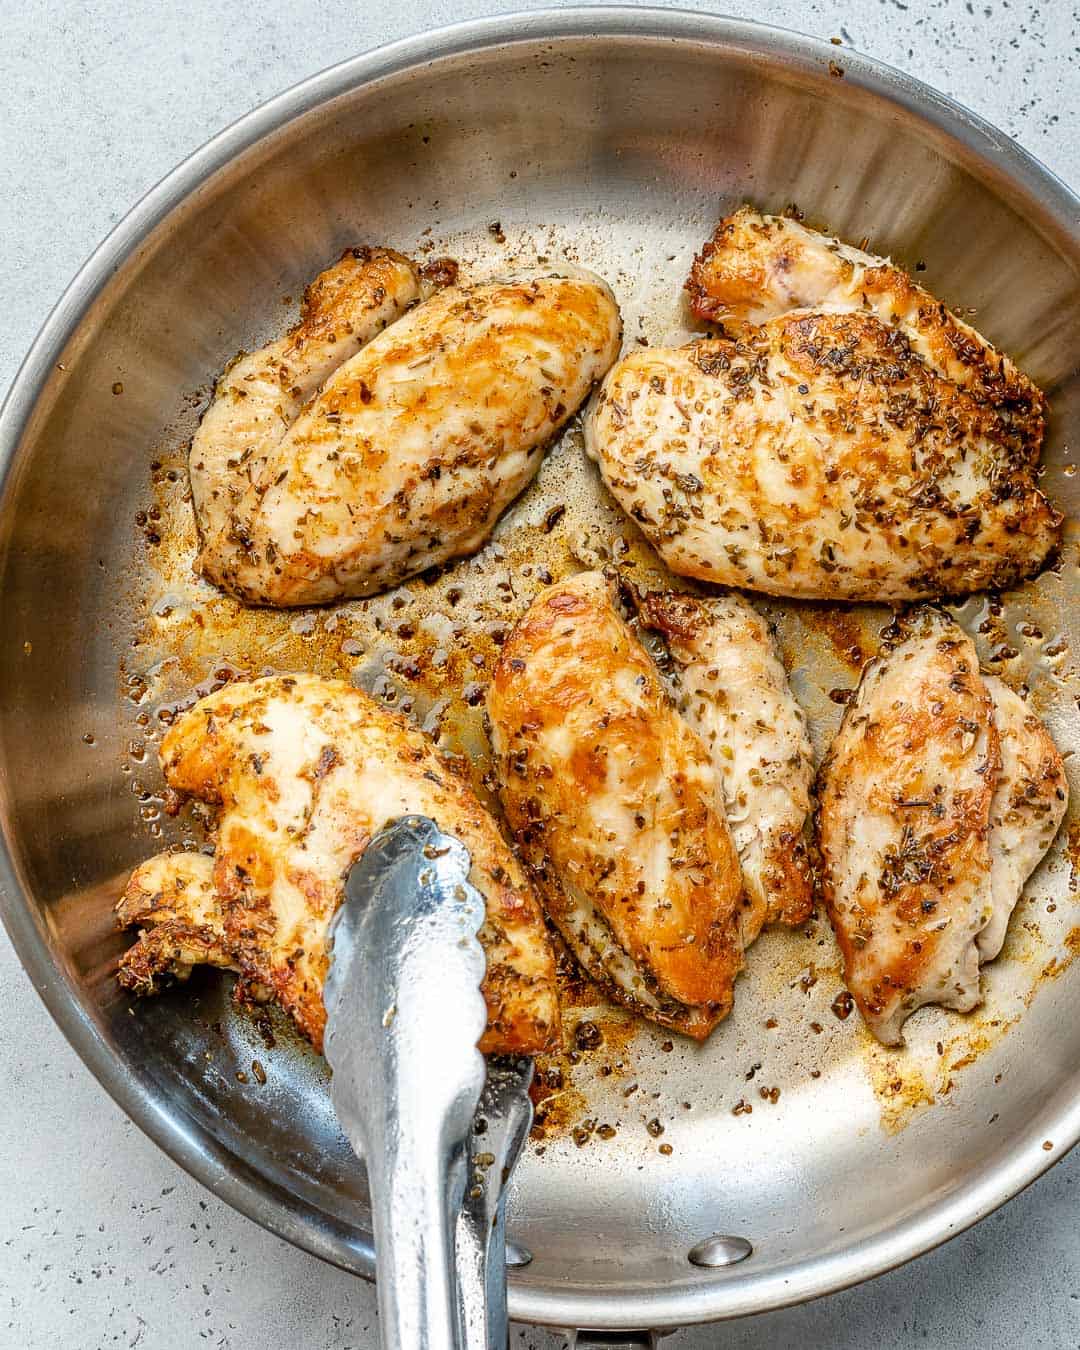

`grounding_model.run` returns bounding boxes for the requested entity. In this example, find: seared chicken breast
[117,852,238,986]
[585,212,1059,601]
[686,206,1044,458]
[117,675,559,1056]
[818,610,999,1043]
[487,571,745,1039]
[979,676,1069,962]
[192,246,422,596]
[193,258,621,605]
[638,590,814,943]
[819,610,1068,1044]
